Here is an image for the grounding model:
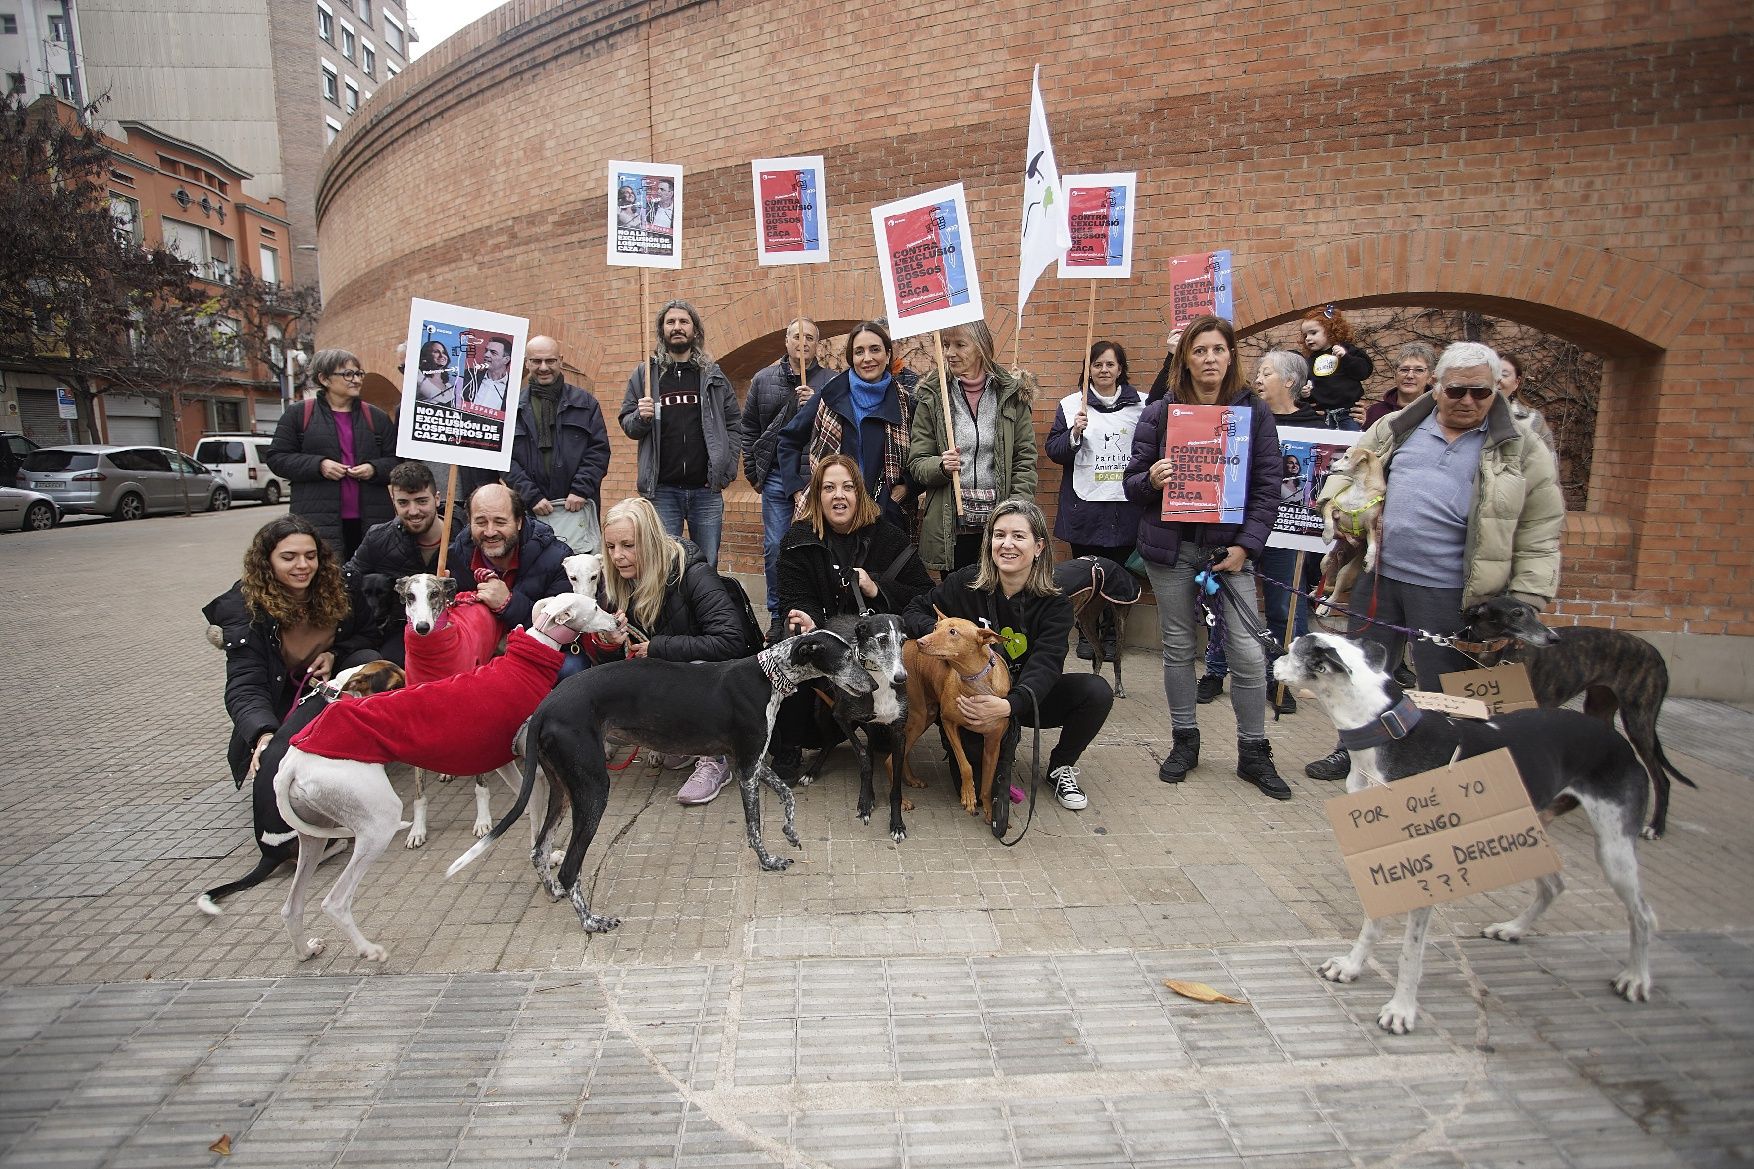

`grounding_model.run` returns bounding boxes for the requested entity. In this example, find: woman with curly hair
[202,515,369,787]
[1295,306,1374,431]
